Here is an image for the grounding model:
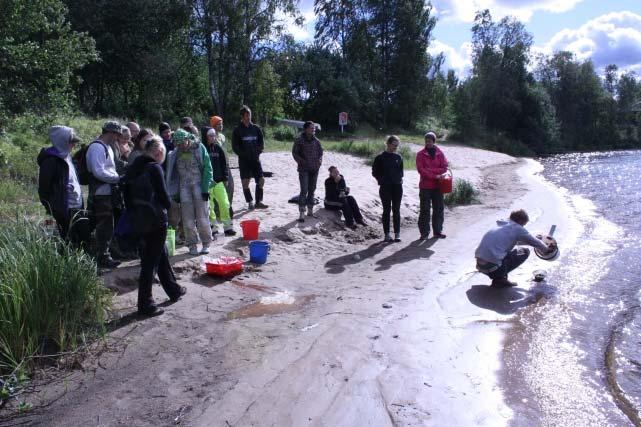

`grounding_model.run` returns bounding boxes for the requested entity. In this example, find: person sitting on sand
[372,135,404,242]
[475,209,557,288]
[324,166,366,229]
